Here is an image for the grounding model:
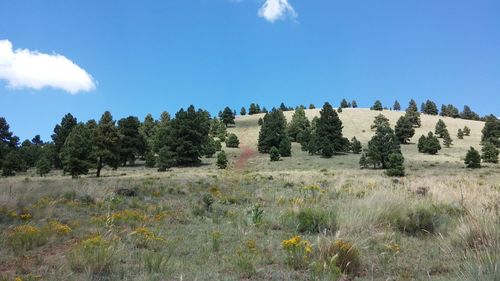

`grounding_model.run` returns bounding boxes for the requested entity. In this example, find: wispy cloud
[0,39,95,94]
[258,0,297,22]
